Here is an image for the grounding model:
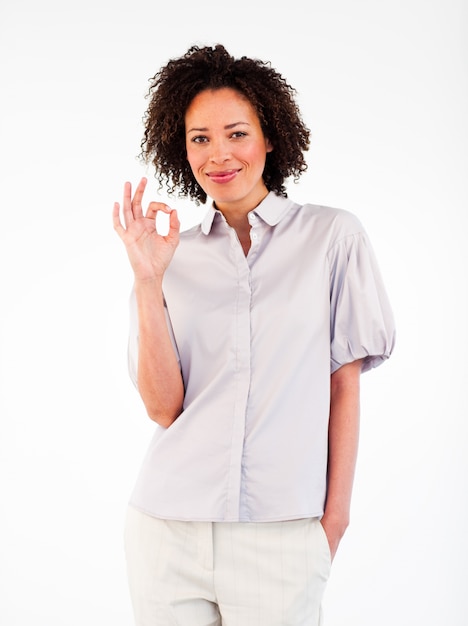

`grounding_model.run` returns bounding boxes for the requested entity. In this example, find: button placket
[223,224,252,519]
[249,213,259,243]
